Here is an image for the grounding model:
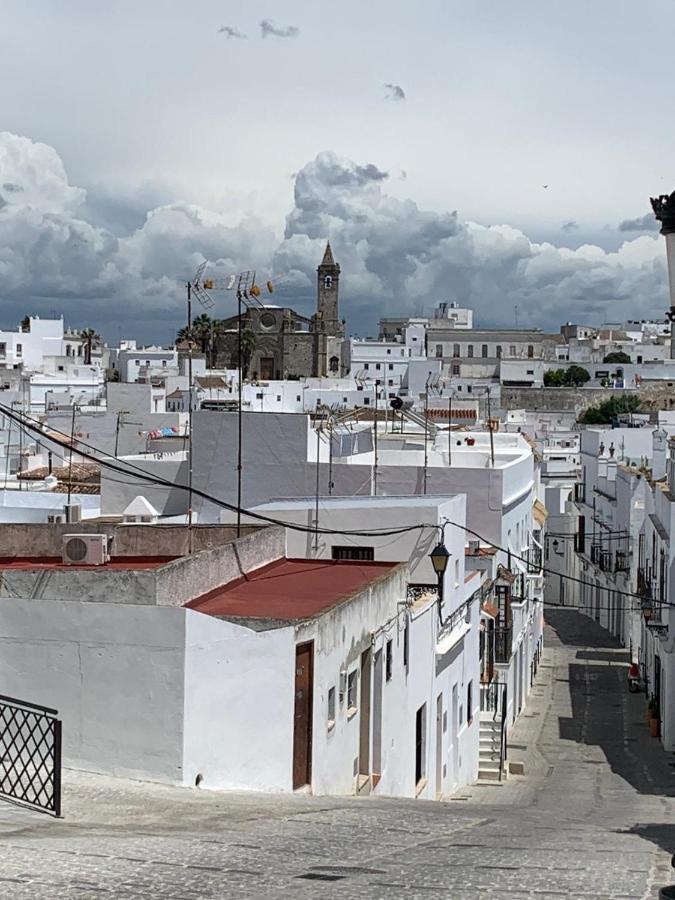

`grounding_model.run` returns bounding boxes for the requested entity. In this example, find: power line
[0,402,667,609]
